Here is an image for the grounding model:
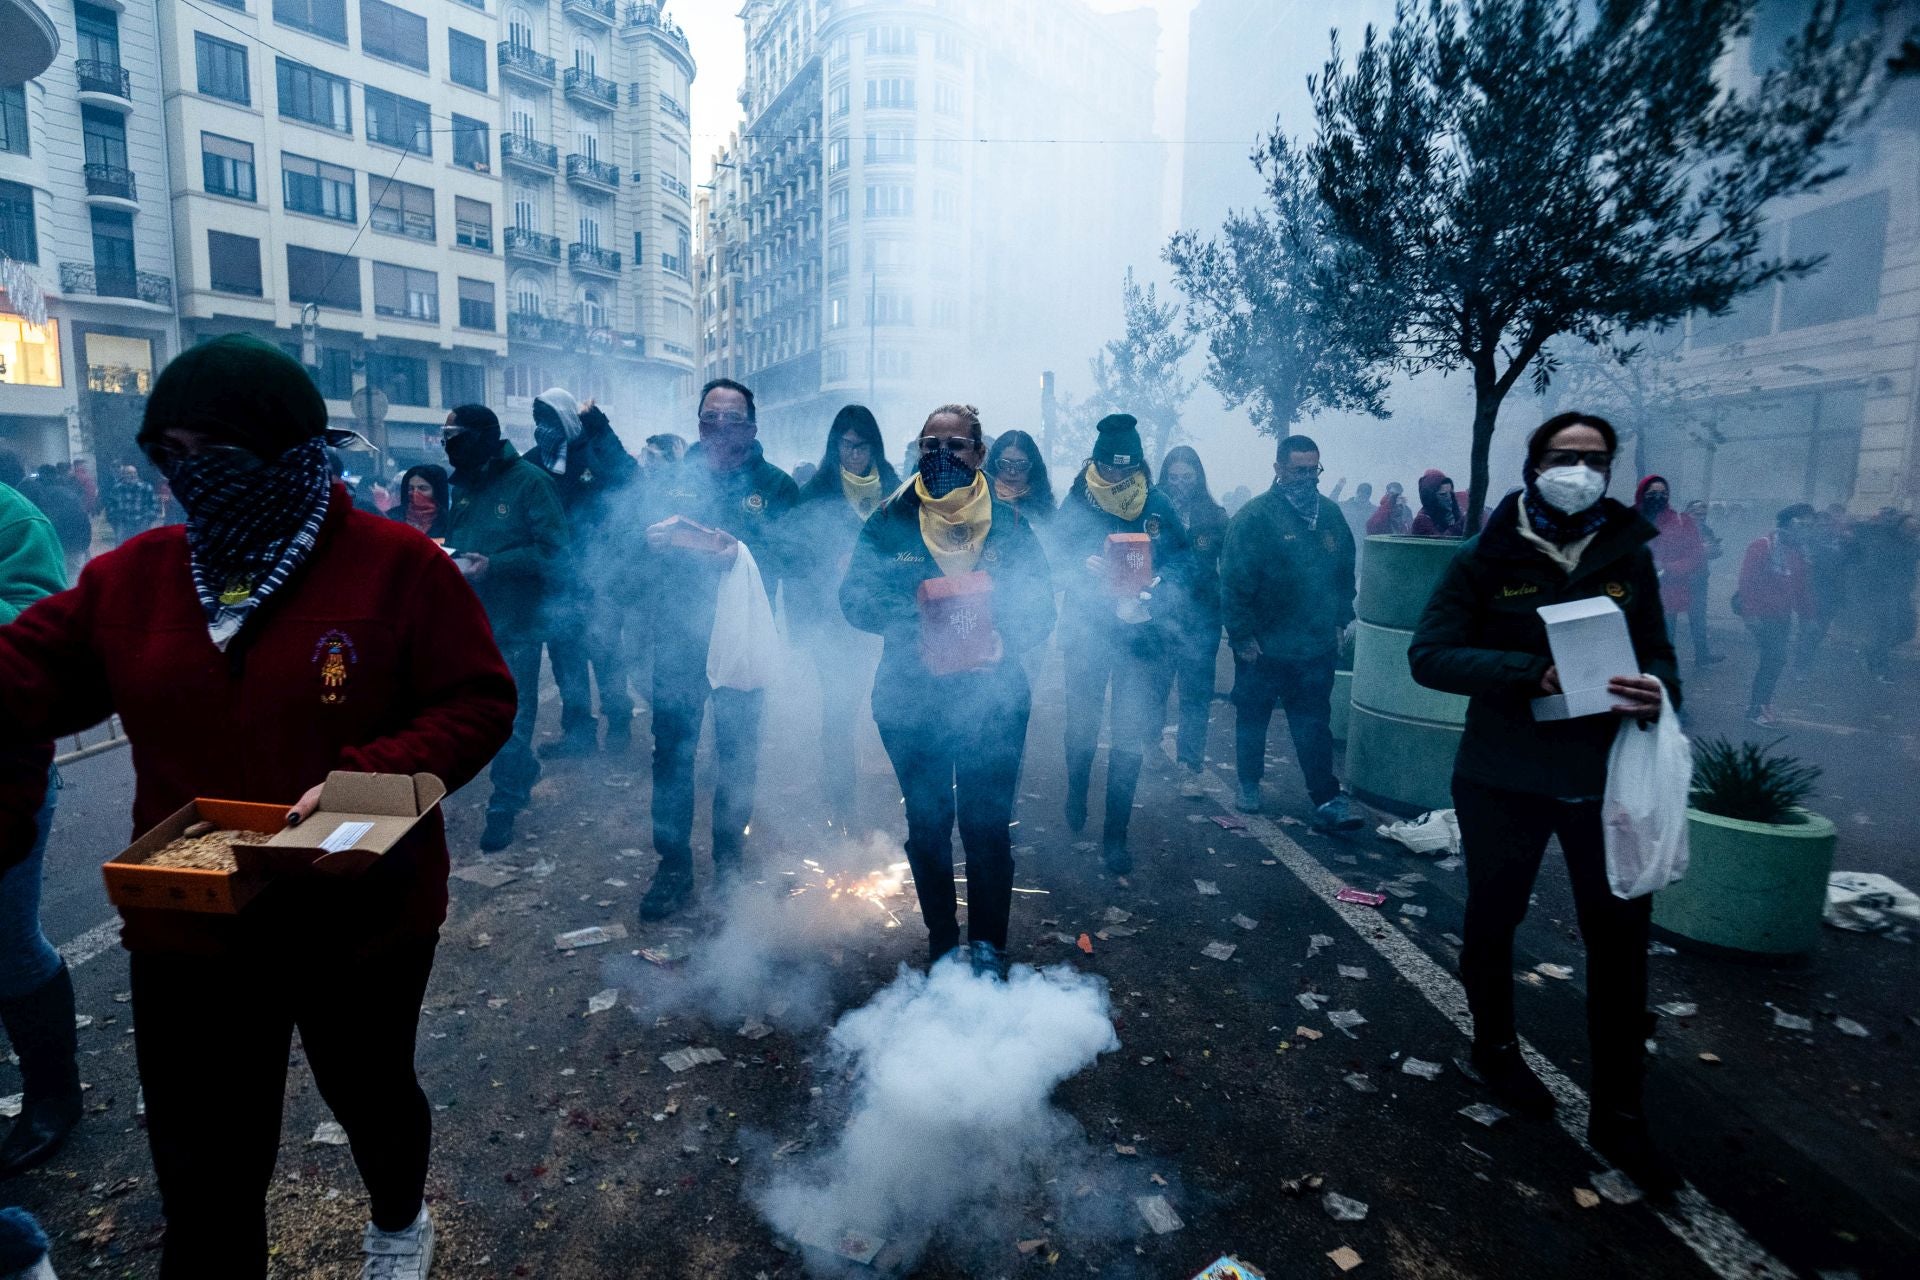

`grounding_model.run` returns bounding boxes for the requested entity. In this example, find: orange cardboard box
[101,798,286,915]
[1105,532,1154,597]
[917,571,997,675]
